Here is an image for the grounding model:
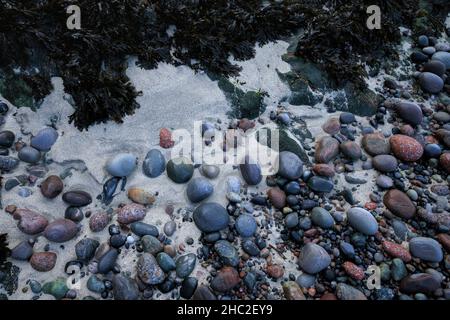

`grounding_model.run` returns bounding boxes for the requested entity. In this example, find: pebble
[210,267,240,292]
[180,277,198,299]
[383,189,416,219]
[307,176,334,193]
[391,258,407,281]
[141,235,163,255]
[423,60,446,77]
[87,275,105,293]
[142,149,166,178]
[186,177,214,203]
[433,111,450,123]
[200,164,220,179]
[283,281,306,300]
[0,155,20,171]
[298,243,331,274]
[214,240,240,267]
[127,187,156,205]
[340,141,362,160]
[296,273,316,288]
[285,212,299,229]
[30,127,58,151]
[42,278,68,300]
[130,222,159,237]
[75,238,99,262]
[176,253,196,278]
[29,280,42,294]
[312,163,335,177]
[372,155,398,173]
[117,203,146,224]
[44,219,78,243]
[418,35,429,47]
[13,209,48,235]
[163,221,176,237]
[40,175,64,198]
[226,176,241,193]
[311,207,334,229]
[65,207,84,222]
[97,248,119,274]
[392,220,408,240]
[315,136,339,163]
[193,285,216,300]
[89,211,110,232]
[440,153,450,173]
[418,72,444,94]
[432,51,450,69]
[336,283,367,300]
[137,253,165,285]
[30,252,57,272]
[166,157,194,183]
[339,112,356,124]
[267,264,284,279]
[436,233,450,252]
[322,117,340,135]
[242,240,260,256]
[267,187,286,209]
[362,132,390,156]
[106,153,137,177]
[11,241,33,261]
[18,146,41,164]
[409,237,443,262]
[278,151,303,180]
[235,214,257,237]
[342,261,365,280]
[390,135,423,162]
[422,46,435,55]
[424,143,442,158]
[346,207,378,235]
[0,130,15,147]
[193,202,229,233]
[340,242,355,258]
[382,240,412,262]
[376,175,393,189]
[239,156,262,185]
[18,187,32,197]
[113,274,139,300]
[396,102,423,126]
[62,190,92,207]
[400,273,440,294]
[156,252,176,272]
